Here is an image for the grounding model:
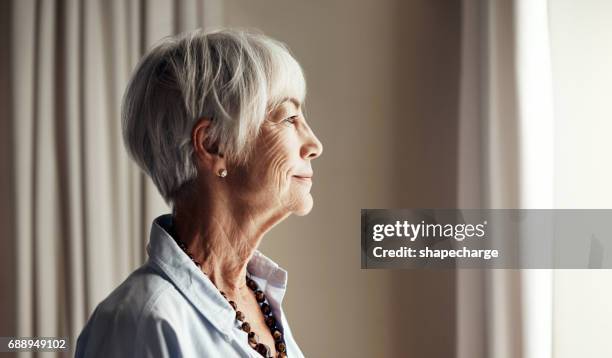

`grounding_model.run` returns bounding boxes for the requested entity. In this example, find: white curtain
[456,0,554,358]
[1,0,221,356]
